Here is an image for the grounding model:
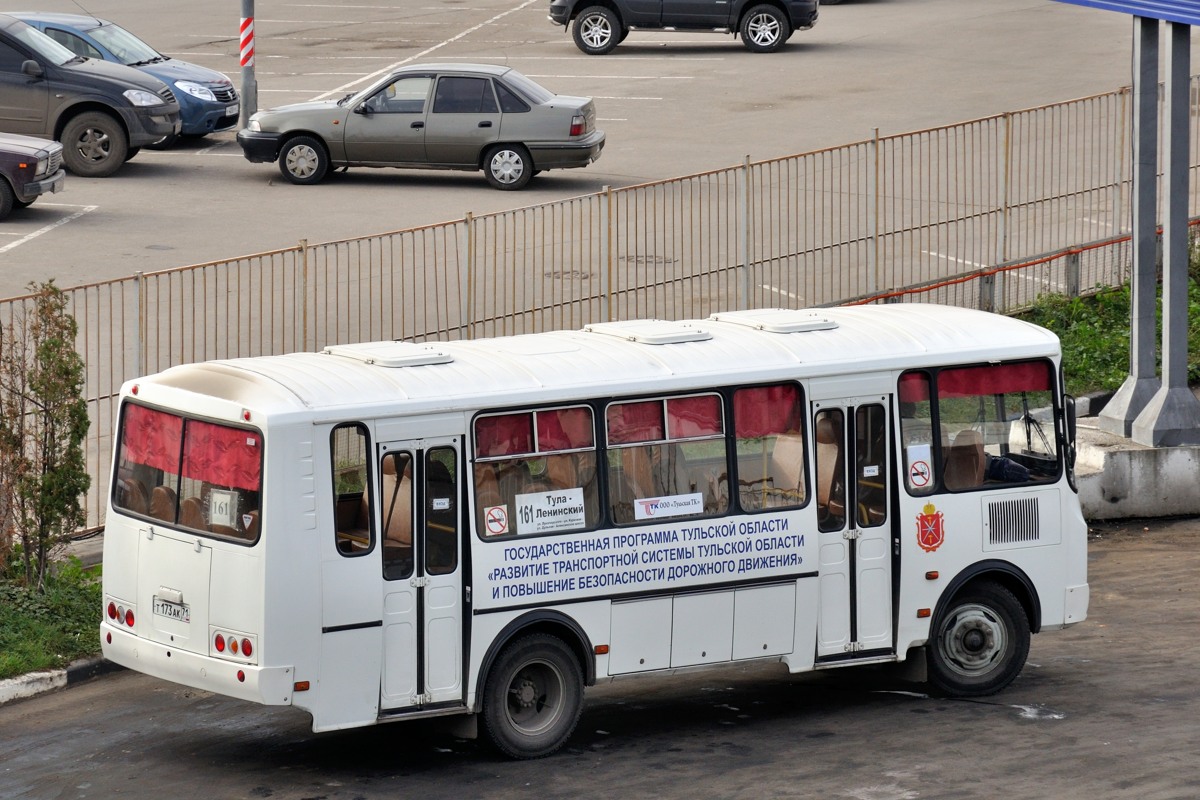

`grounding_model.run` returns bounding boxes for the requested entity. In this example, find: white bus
[101,305,1089,758]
